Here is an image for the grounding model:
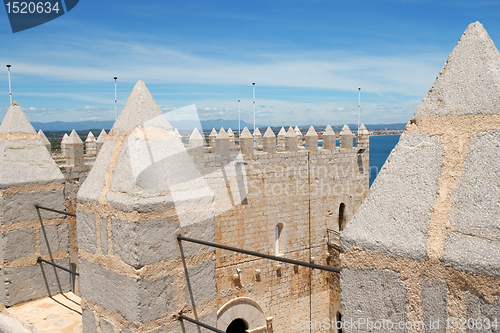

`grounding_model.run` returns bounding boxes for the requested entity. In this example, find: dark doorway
[337,312,342,333]
[226,318,248,333]
[339,203,346,231]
